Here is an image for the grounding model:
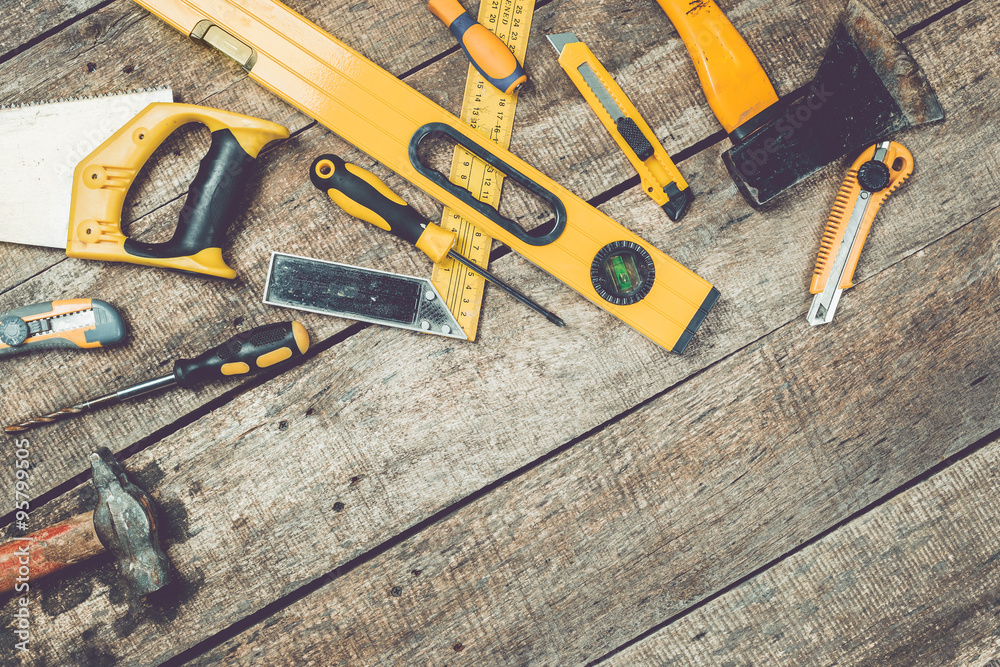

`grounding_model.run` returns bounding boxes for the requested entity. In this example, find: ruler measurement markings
[431,0,533,339]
